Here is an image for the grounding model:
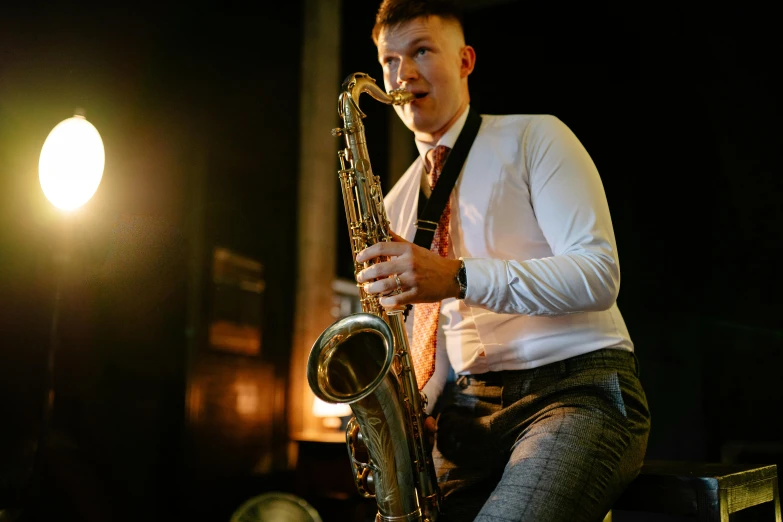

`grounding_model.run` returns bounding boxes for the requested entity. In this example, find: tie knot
[425,145,451,189]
